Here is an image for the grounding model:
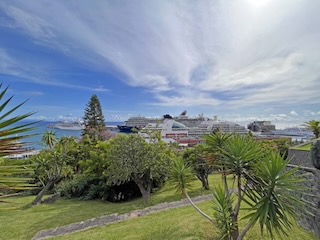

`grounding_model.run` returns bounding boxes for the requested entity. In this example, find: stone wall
[288,148,320,237]
[288,149,312,167]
